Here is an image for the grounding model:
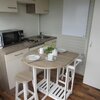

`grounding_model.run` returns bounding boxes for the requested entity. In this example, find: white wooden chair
[59,59,82,81]
[38,59,82,100]
[52,59,82,100]
[15,71,34,100]
[57,59,82,92]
